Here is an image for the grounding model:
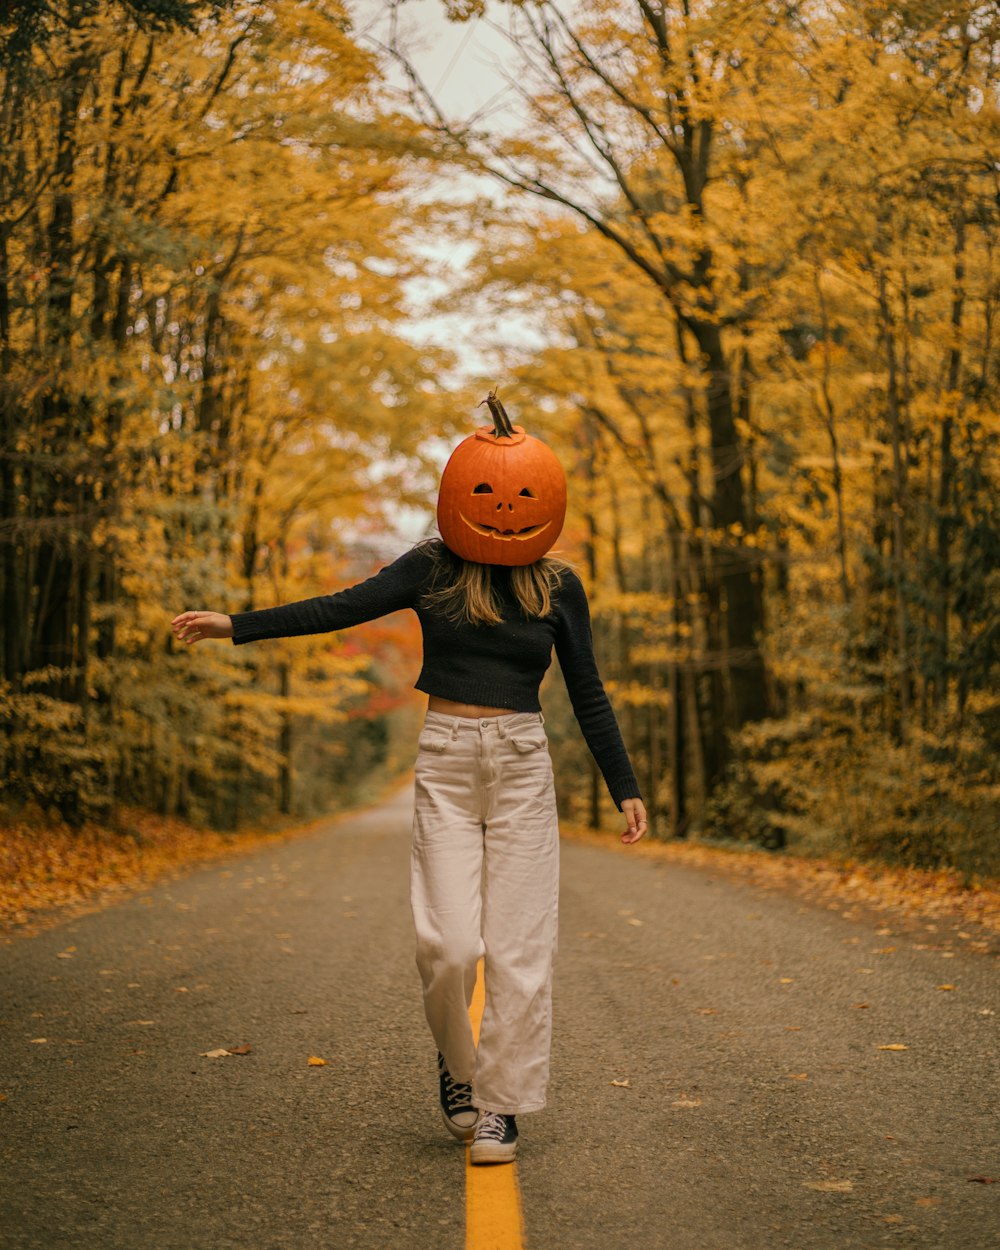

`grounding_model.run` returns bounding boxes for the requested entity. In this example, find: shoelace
[440,1065,473,1112]
[474,1111,508,1142]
